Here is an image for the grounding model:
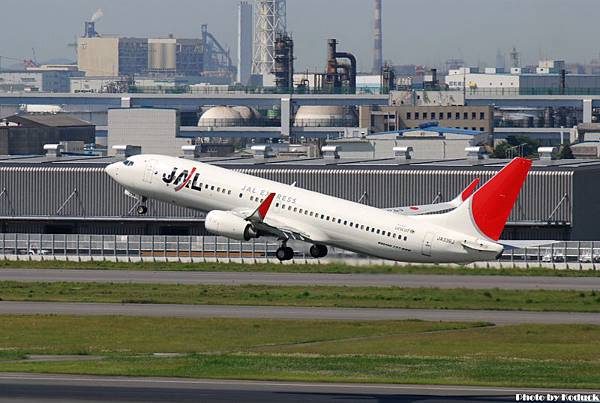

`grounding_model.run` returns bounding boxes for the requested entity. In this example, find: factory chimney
[372,0,382,74]
[84,8,103,38]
